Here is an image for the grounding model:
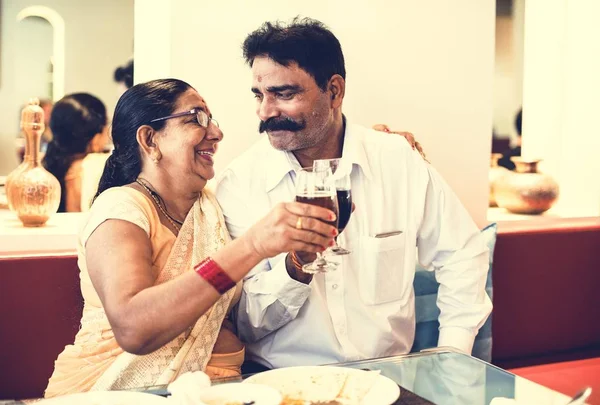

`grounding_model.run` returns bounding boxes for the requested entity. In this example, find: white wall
[522,0,600,217]
[0,0,134,175]
[492,0,525,142]
[136,0,495,226]
[493,15,523,141]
